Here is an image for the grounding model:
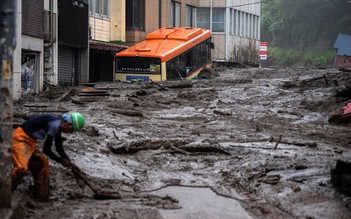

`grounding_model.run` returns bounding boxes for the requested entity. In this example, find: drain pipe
[159,0,162,28]
[226,0,230,62]
[210,0,213,31]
